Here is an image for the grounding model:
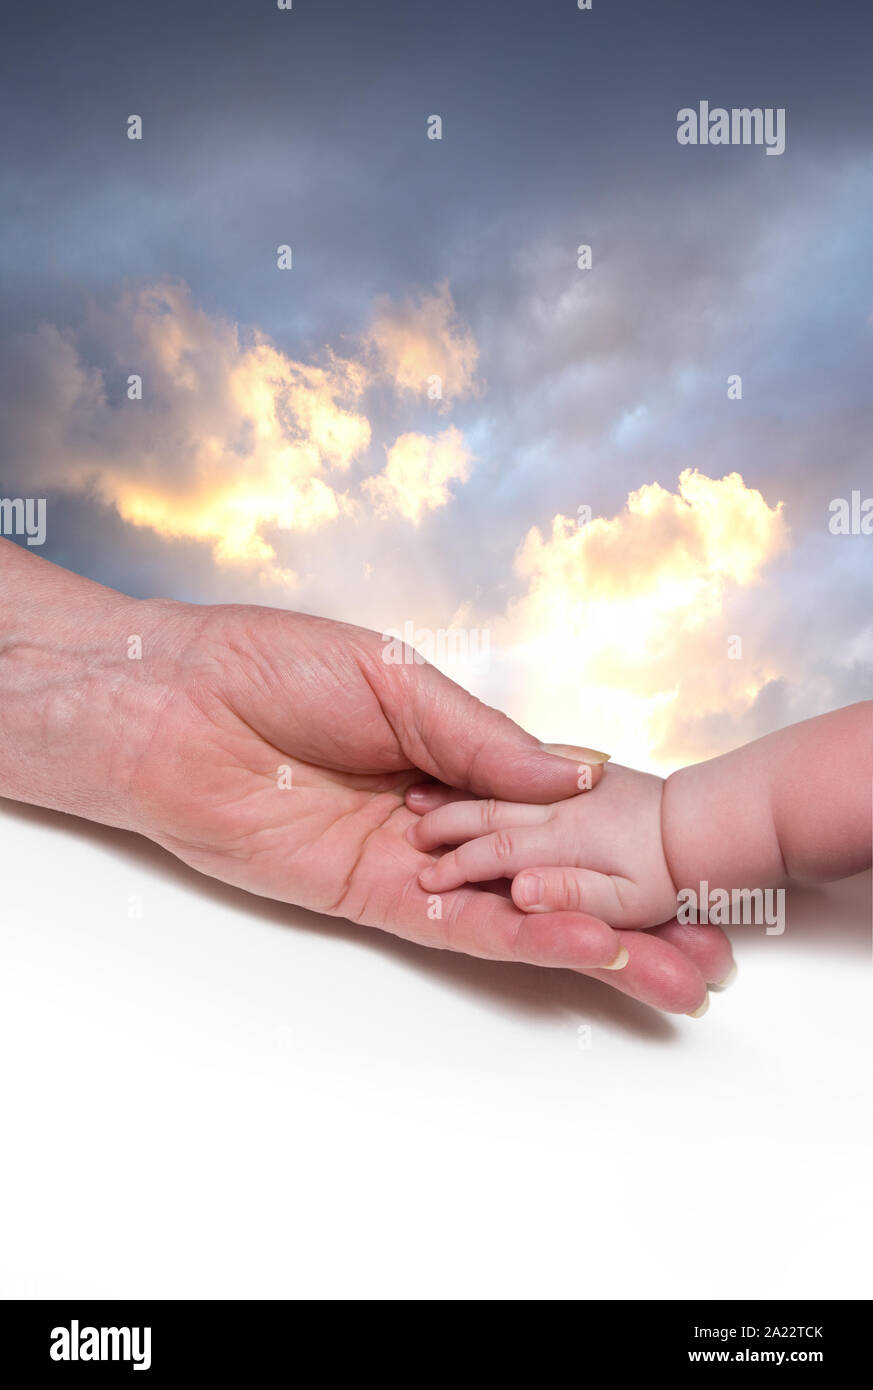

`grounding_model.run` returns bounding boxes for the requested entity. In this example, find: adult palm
[125,601,723,1010]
